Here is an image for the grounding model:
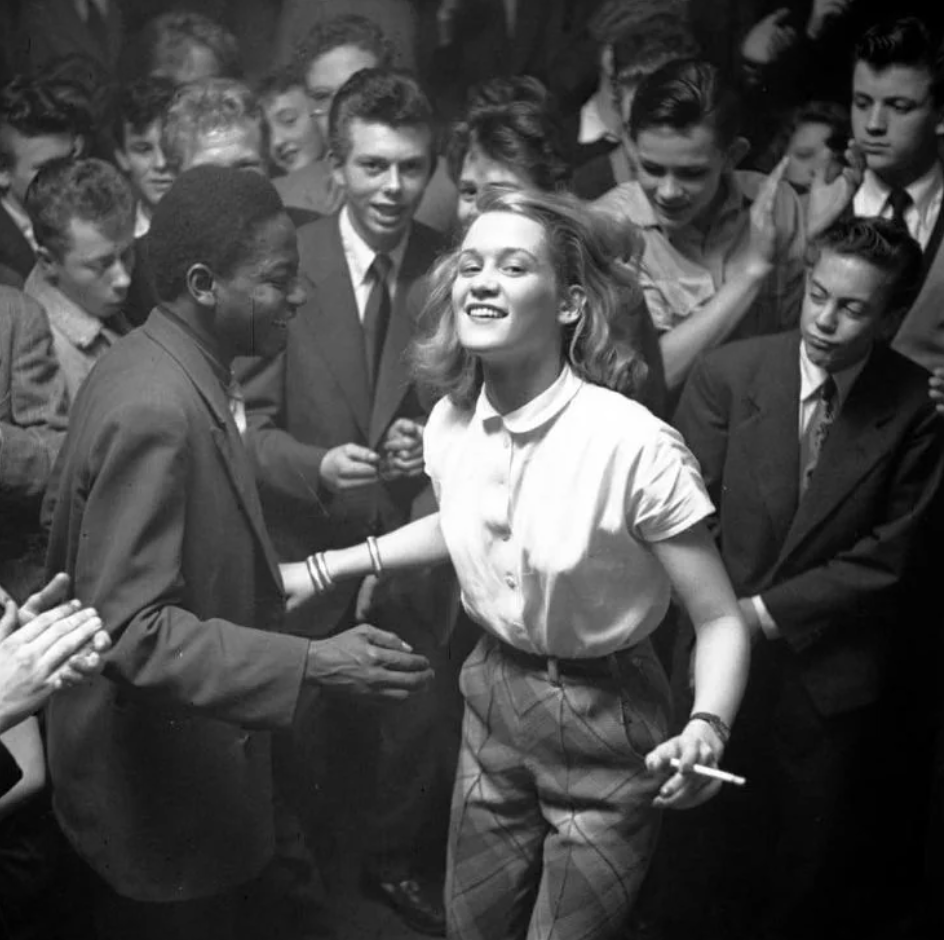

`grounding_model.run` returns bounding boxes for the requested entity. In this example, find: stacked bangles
[305,552,335,595]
